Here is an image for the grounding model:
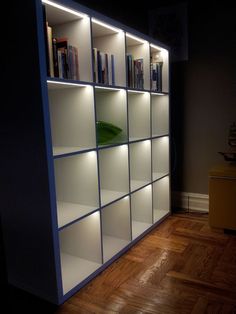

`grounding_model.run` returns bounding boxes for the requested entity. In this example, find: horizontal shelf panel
[61,252,101,294]
[53,146,95,156]
[57,202,98,228]
[153,209,169,222]
[130,180,150,192]
[100,190,126,206]
[132,221,152,239]
[153,172,169,181]
[103,235,130,262]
